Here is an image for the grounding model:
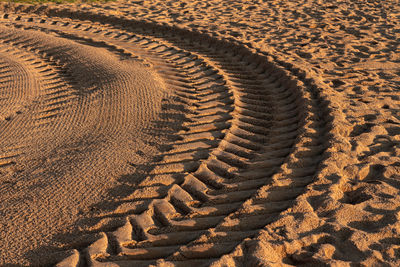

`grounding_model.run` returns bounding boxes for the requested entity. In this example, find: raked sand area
[0,0,399,266]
